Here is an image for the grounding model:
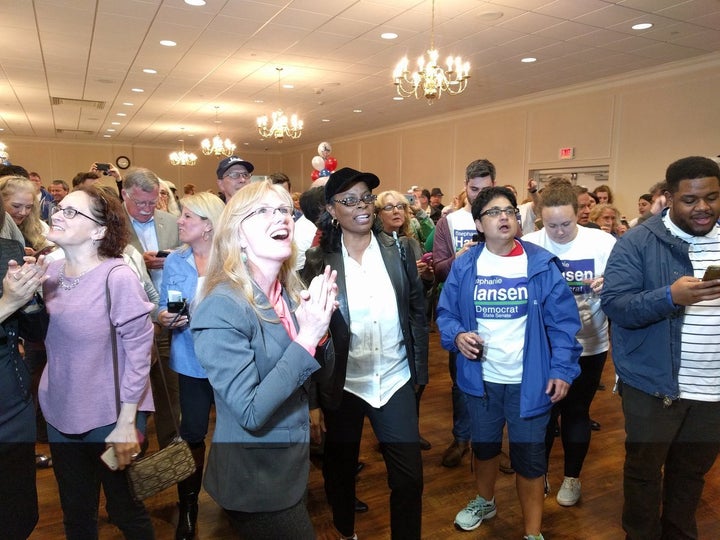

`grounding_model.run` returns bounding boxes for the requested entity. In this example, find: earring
[241,249,247,263]
[331,218,339,229]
